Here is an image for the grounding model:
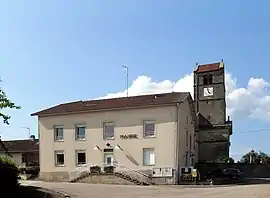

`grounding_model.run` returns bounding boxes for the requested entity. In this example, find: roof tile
[31,92,189,116]
[0,139,39,152]
[195,62,223,73]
